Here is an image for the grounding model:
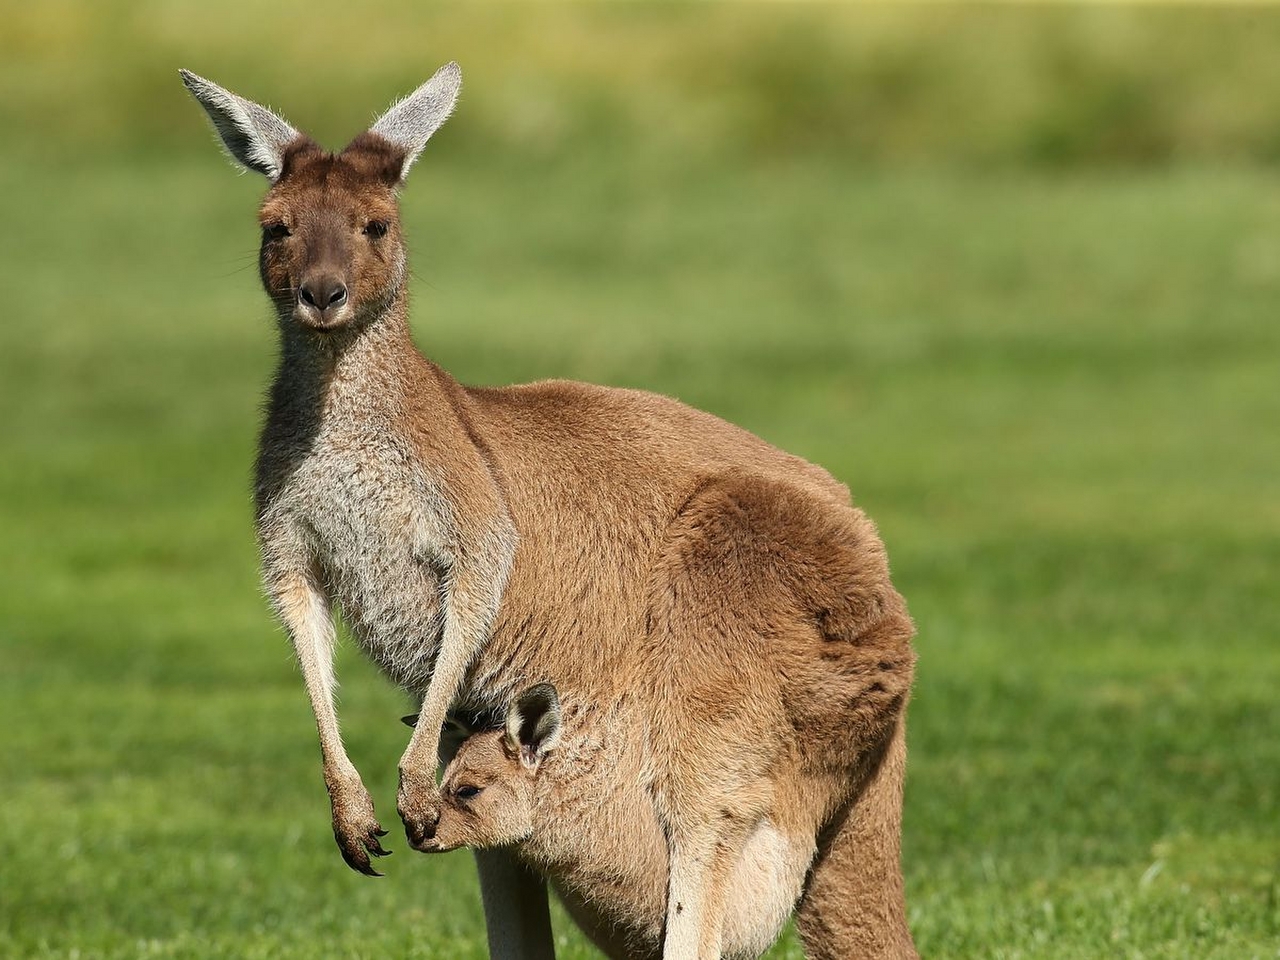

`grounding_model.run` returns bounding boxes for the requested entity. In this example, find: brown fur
[428,674,912,960]
[186,70,918,959]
